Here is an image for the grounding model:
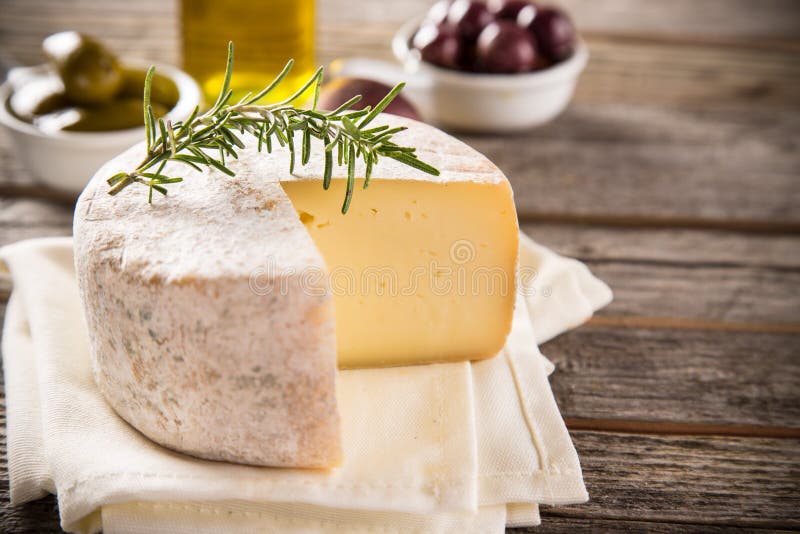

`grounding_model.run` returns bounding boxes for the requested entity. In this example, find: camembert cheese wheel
[74,114,519,467]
